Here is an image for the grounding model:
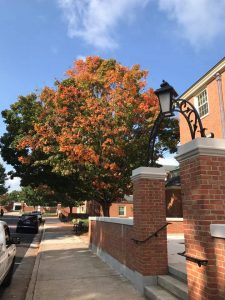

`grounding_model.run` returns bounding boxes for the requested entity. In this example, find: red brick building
[109,202,133,218]
[180,57,225,144]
